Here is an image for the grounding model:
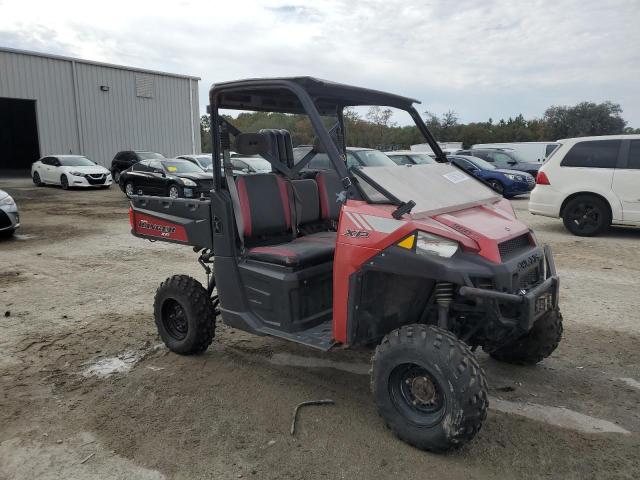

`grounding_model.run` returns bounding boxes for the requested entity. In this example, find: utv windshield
[355,164,501,217]
[466,156,496,170]
[350,150,397,167]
